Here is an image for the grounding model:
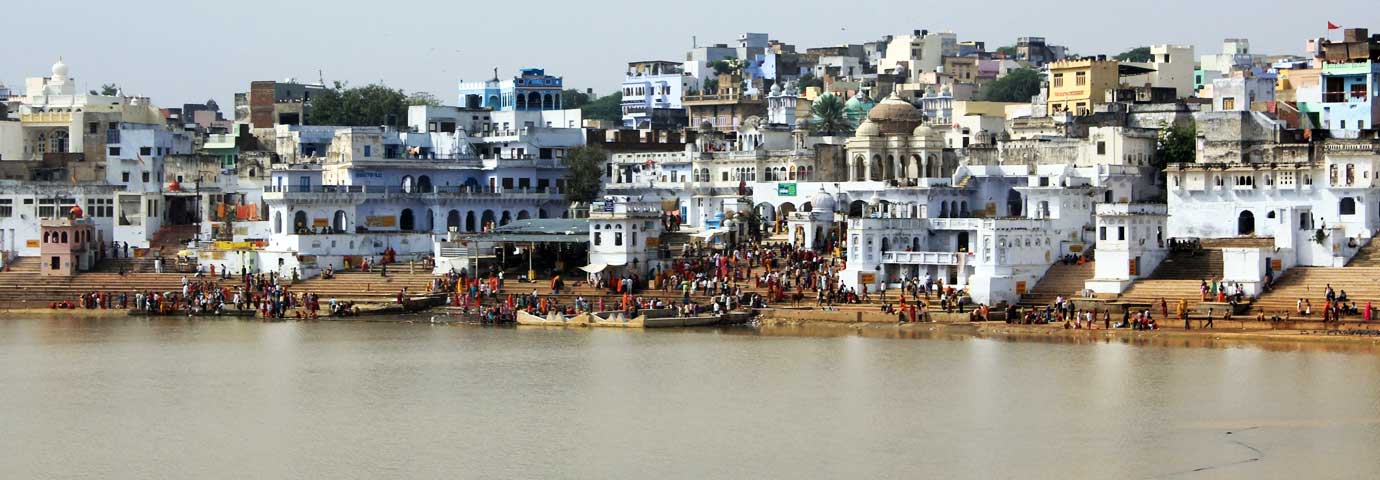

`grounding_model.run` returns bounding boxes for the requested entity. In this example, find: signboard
[1015,281,1027,296]
[25,240,38,248]
[859,272,876,285]
[355,170,383,179]
[366,215,397,228]
[1069,244,1083,253]
[1270,258,1282,271]
[646,237,660,248]
[215,241,259,251]
[777,183,797,196]
[312,218,329,227]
